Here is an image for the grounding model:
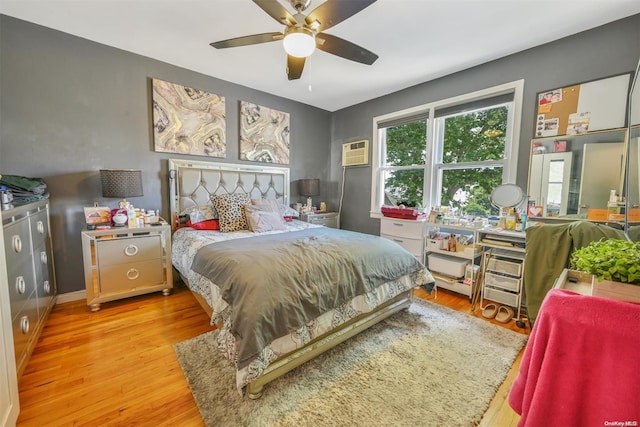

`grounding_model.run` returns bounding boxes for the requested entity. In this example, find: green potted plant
[570,239,640,302]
